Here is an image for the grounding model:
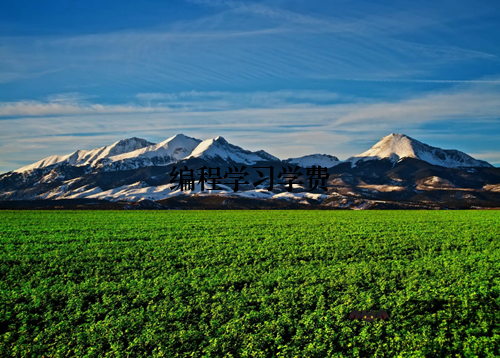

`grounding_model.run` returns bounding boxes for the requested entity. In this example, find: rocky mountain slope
[1,133,498,209]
